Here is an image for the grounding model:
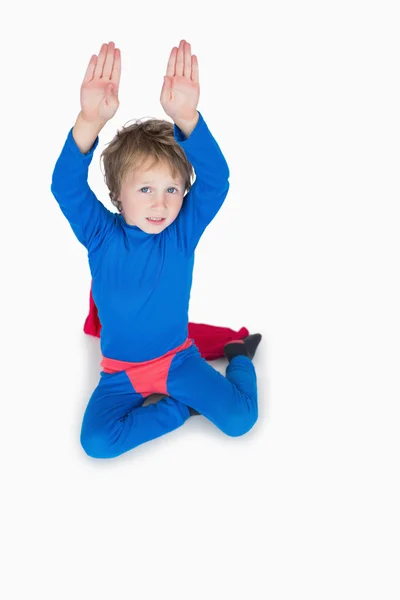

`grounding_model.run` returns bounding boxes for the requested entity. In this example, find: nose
[151,194,168,208]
